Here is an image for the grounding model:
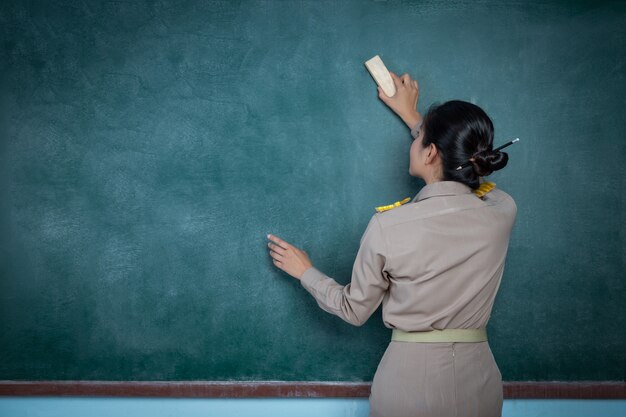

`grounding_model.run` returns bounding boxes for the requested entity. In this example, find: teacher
[267,70,517,417]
